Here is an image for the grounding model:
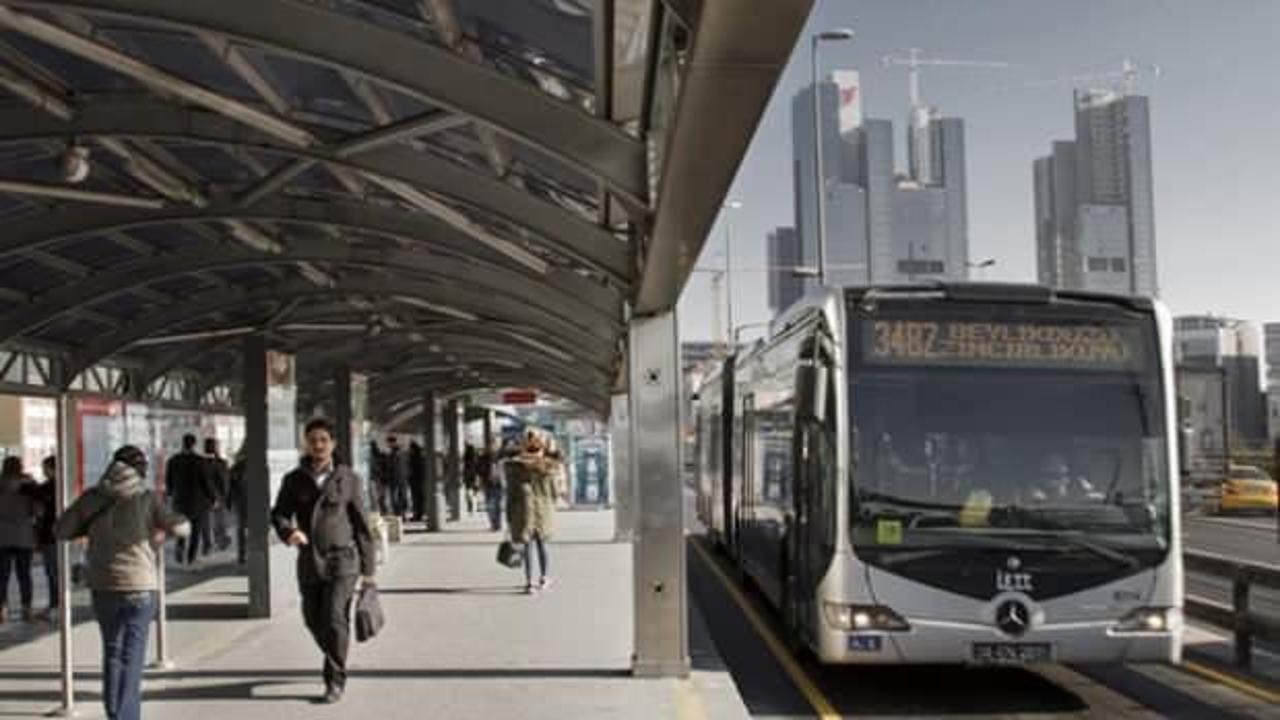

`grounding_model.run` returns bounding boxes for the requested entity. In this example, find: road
[1184,513,1279,619]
